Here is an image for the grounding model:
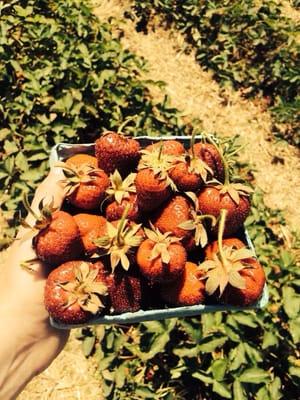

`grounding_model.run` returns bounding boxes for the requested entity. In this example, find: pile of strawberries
[25,130,266,325]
